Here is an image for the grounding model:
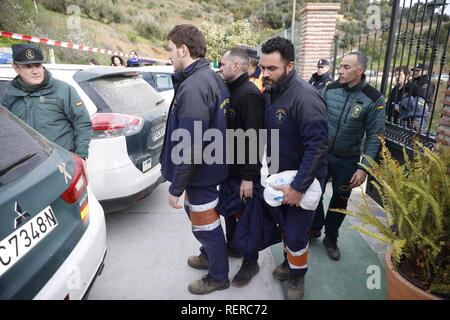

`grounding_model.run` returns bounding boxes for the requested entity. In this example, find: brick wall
[437,79,450,146]
[297,3,341,80]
